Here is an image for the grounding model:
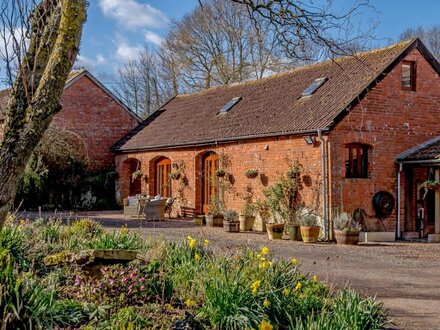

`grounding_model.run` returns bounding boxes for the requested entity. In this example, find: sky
[3,0,440,87]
